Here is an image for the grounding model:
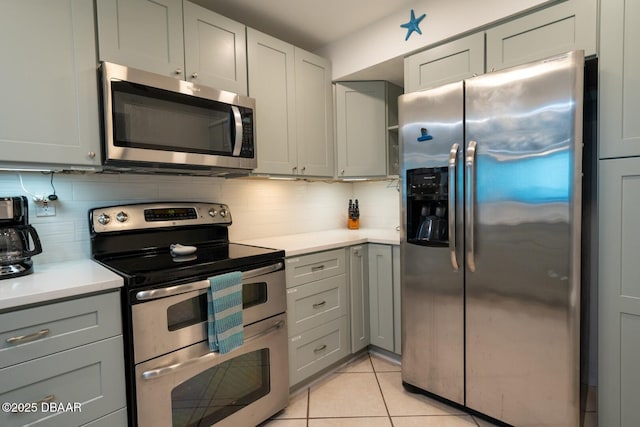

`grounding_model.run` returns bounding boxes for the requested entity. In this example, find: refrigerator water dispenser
[406,167,448,246]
